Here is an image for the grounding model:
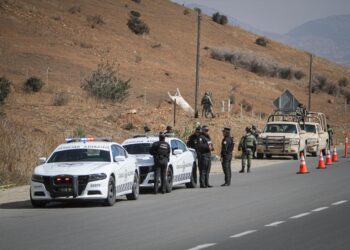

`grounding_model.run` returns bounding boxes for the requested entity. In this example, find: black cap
[202,125,209,131]
[195,127,201,131]
[222,127,230,132]
[166,125,172,130]
[159,132,166,139]
[245,126,251,132]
